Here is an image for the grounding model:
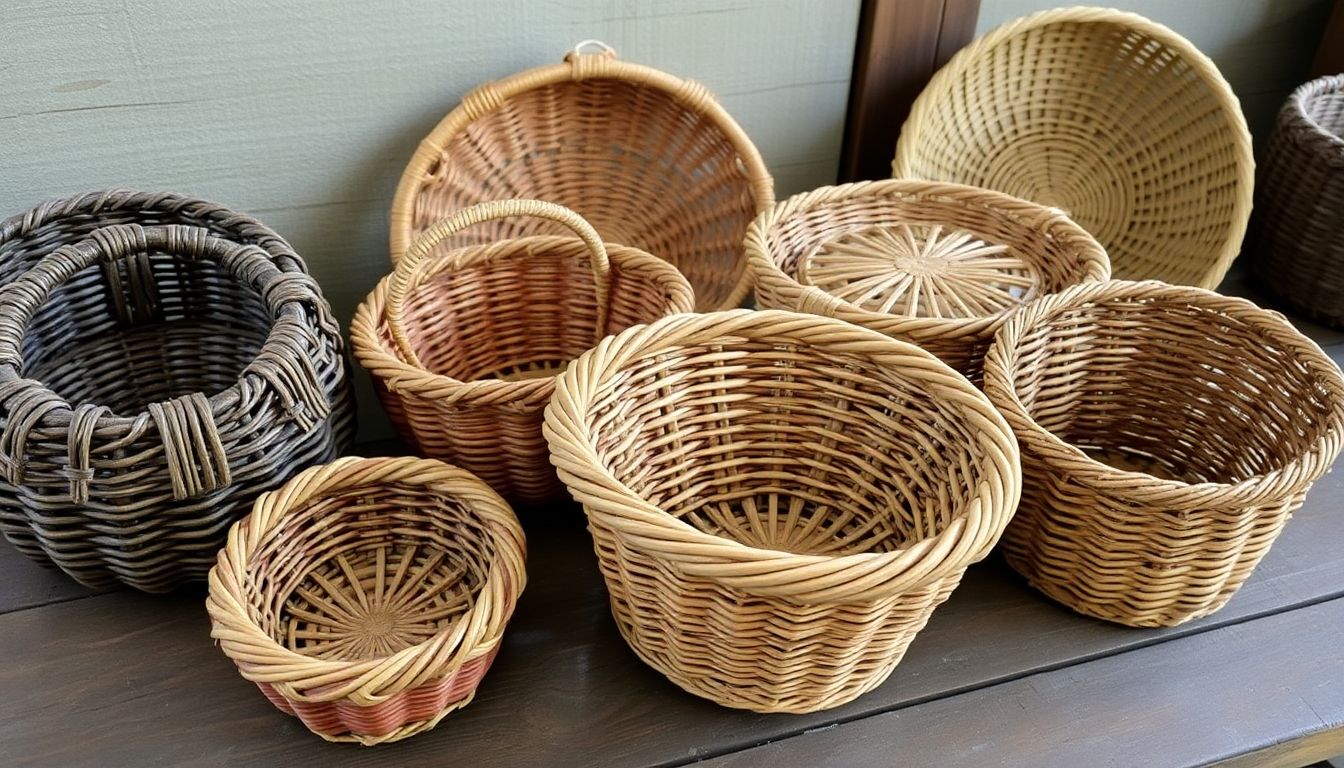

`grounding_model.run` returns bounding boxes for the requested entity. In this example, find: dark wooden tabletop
[3,274,1344,768]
